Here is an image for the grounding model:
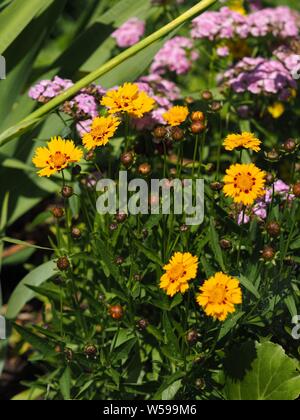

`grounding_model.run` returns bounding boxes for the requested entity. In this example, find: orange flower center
[210,285,226,304]
[169,263,186,282]
[234,172,256,194]
[49,151,68,169]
